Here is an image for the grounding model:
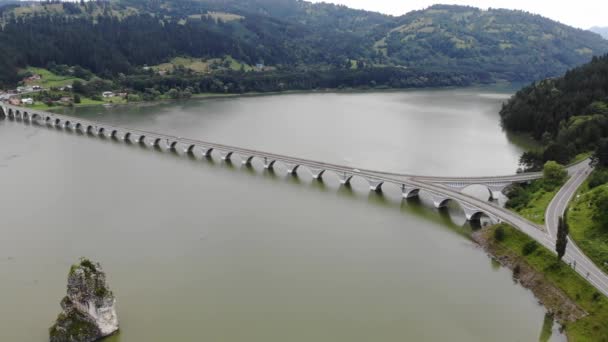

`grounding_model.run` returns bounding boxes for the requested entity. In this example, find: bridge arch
[98,127,105,136]
[124,132,132,142]
[111,130,118,139]
[138,135,146,144]
[169,141,179,151]
[86,125,94,134]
